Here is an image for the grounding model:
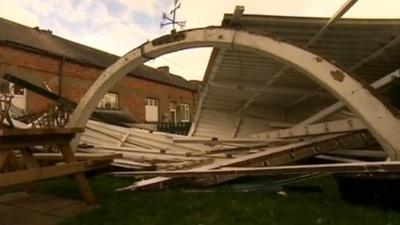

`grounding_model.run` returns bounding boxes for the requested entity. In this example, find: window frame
[96,92,119,110]
[145,97,159,122]
[180,103,190,122]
